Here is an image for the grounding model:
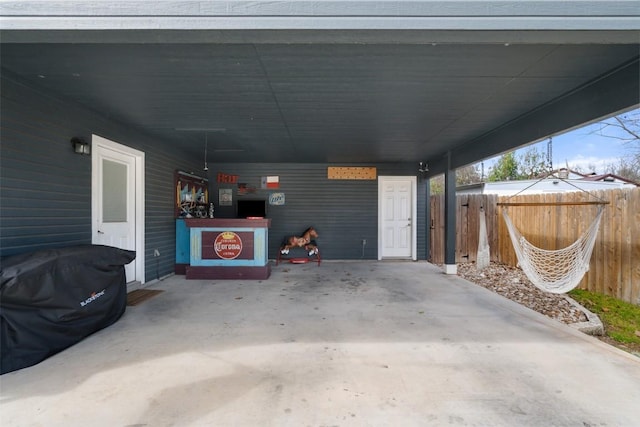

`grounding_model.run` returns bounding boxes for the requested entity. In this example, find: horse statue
[280,226,319,256]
